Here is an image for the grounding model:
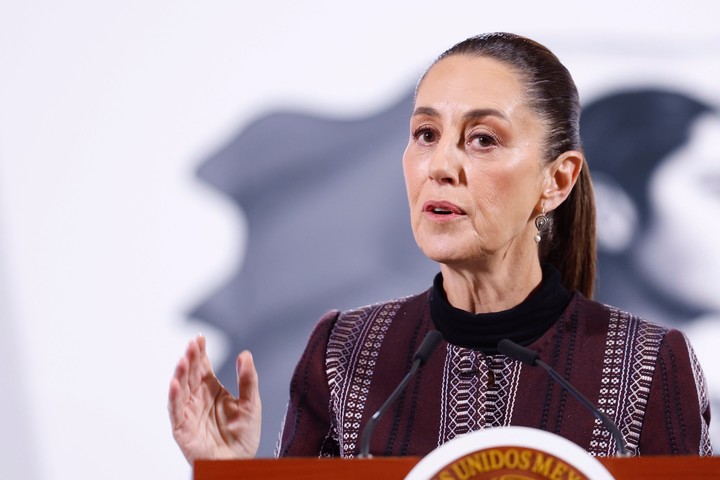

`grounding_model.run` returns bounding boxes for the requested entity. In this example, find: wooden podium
[195,456,720,479]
